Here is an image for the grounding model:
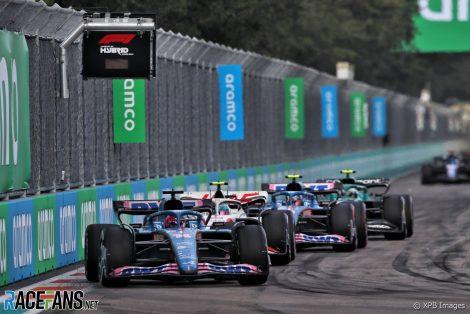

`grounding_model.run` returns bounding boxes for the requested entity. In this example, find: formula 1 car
[316,169,413,240]
[84,190,269,287]
[261,175,365,252]
[421,151,470,184]
[181,182,295,266]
